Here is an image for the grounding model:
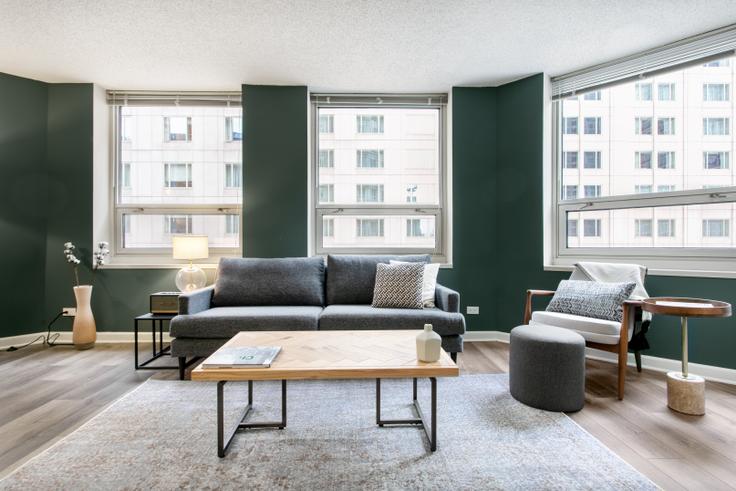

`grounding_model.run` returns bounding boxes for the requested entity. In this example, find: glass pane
[561,54,736,200]
[317,107,440,206]
[566,202,735,248]
[322,215,435,249]
[122,213,239,249]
